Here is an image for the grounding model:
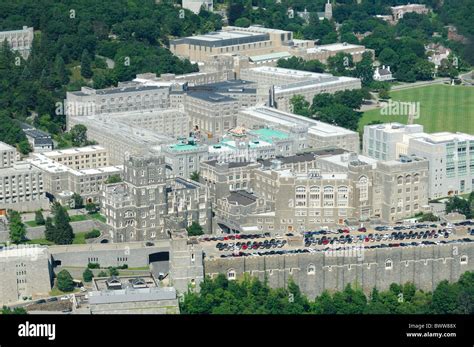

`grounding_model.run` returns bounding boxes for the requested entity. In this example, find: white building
[239,66,361,112]
[41,146,109,170]
[363,123,424,160]
[28,153,123,203]
[373,65,394,81]
[0,160,49,213]
[0,142,19,169]
[363,123,474,199]
[403,132,474,199]
[0,26,34,59]
[0,246,53,305]
[182,0,213,14]
[239,106,360,153]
